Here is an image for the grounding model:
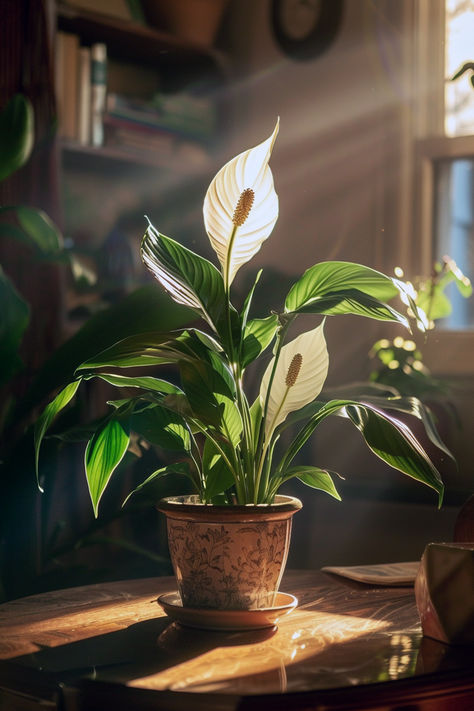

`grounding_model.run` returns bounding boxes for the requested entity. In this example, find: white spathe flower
[203,120,279,288]
[259,322,329,441]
